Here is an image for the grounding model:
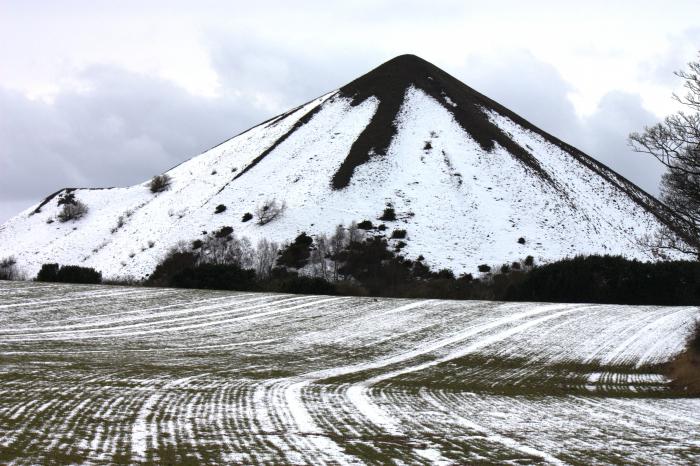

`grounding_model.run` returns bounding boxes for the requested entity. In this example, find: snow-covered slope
[0,55,692,279]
